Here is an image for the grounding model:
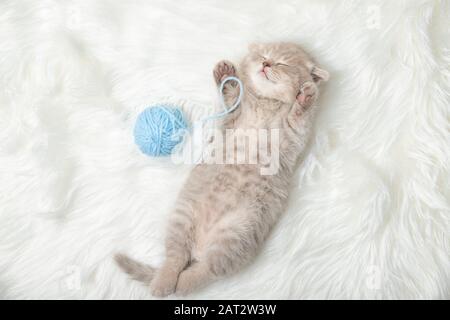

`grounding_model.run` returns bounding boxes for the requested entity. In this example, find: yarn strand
[133,76,243,157]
